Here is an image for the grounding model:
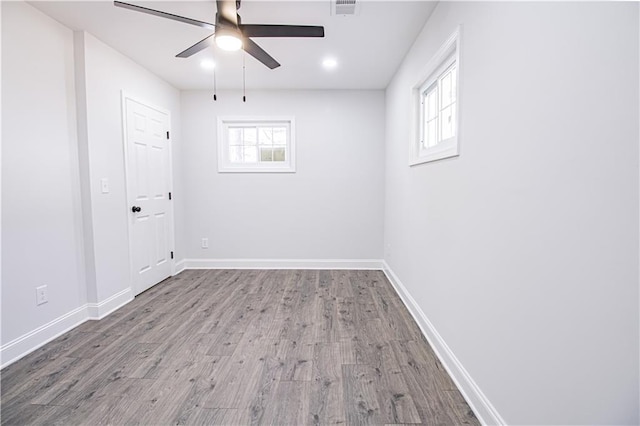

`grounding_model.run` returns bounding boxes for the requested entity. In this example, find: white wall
[384,2,639,425]
[76,32,183,301]
[181,90,384,263]
[1,2,86,343]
